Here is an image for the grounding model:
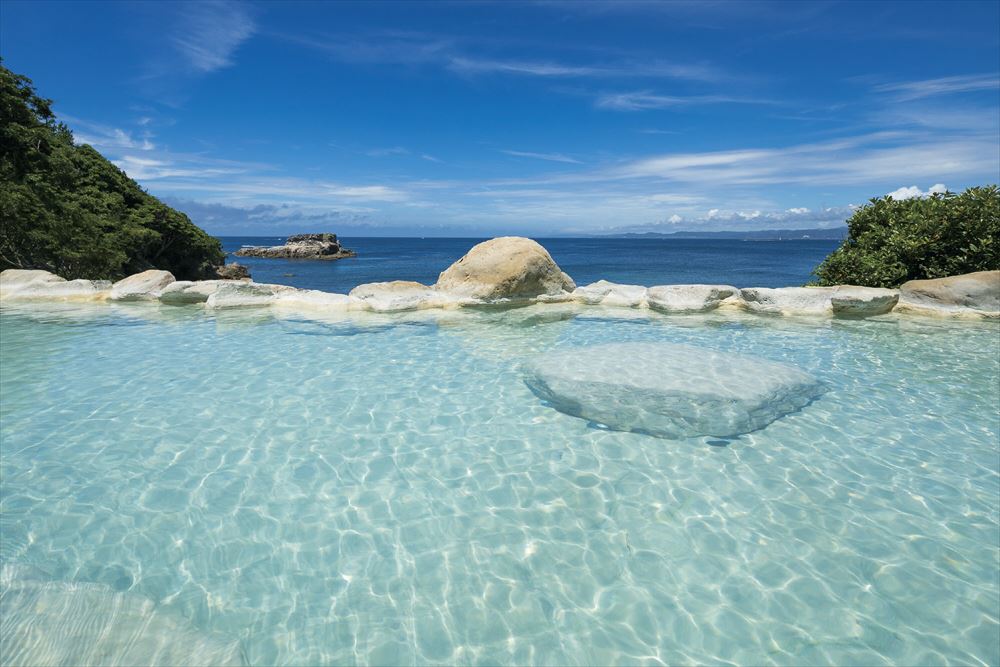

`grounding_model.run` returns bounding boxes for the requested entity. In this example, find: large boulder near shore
[212,263,252,280]
[235,233,354,260]
[109,270,176,301]
[830,286,898,317]
[740,287,836,315]
[435,237,575,301]
[524,342,825,439]
[205,282,296,308]
[572,280,647,307]
[896,271,1000,317]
